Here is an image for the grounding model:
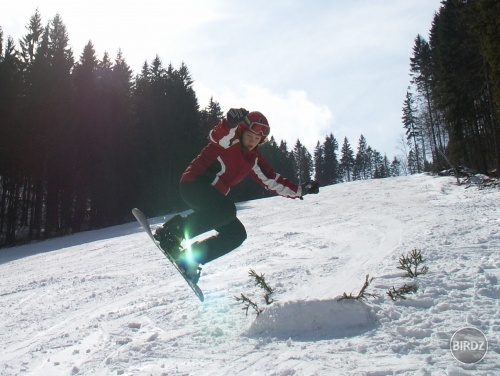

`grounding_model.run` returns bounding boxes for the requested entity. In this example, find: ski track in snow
[0,174,499,375]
